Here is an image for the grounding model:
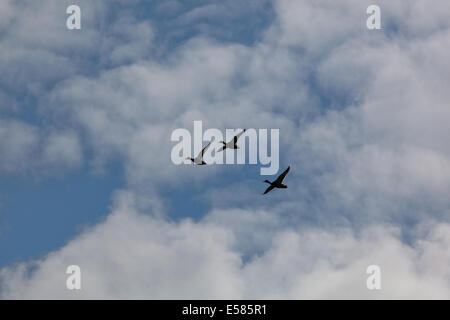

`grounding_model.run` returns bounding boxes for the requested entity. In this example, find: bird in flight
[263,166,290,195]
[186,142,211,165]
[217,129,246,152]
